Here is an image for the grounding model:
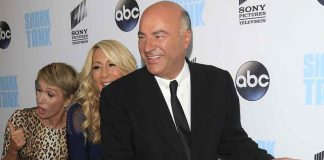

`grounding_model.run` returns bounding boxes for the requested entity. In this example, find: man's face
[138,5,191,80]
